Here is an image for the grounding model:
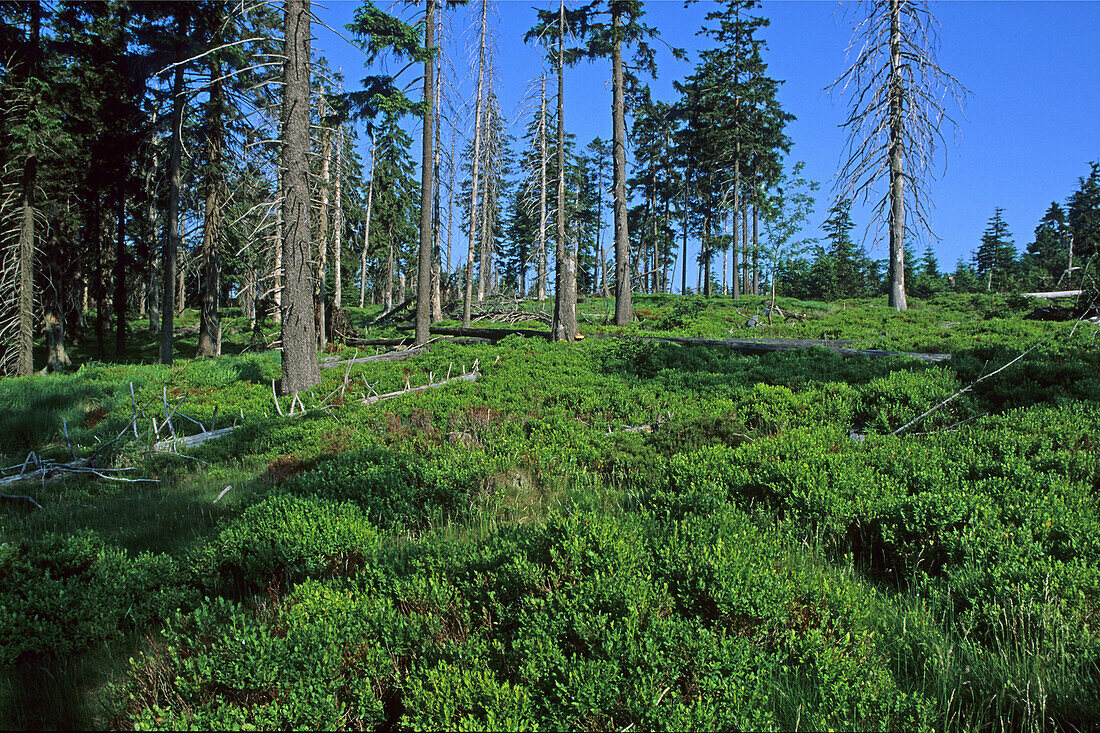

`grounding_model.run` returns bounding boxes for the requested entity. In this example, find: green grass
[2,293,1099,730]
